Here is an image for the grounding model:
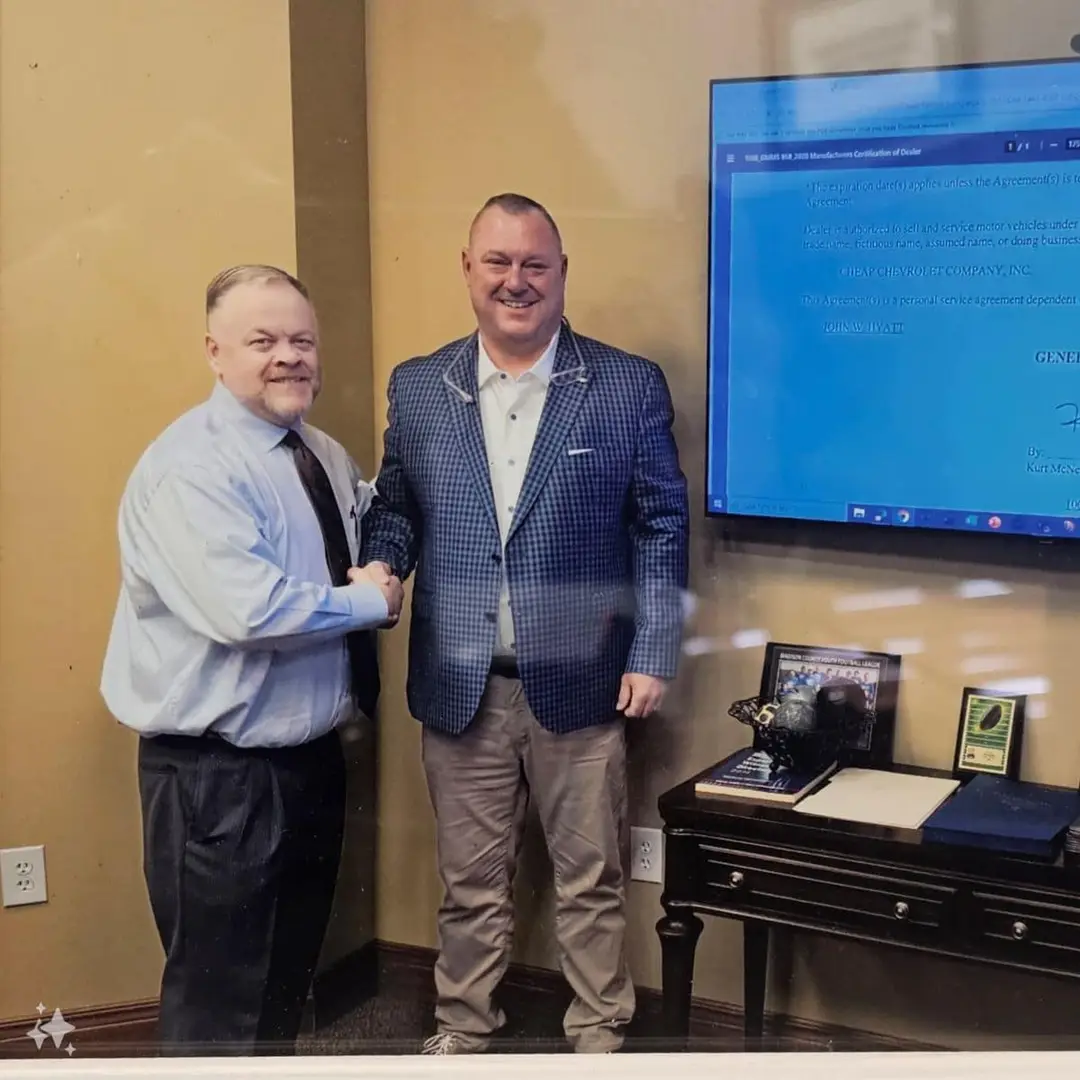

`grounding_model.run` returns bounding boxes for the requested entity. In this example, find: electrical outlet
[1,845,48,907]
[630,826,664,884]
